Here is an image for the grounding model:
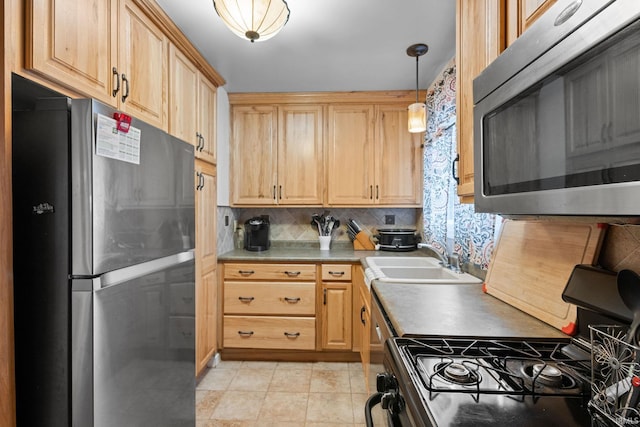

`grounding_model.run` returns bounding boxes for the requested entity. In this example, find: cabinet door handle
[195,132,201,150]
[112,67,120,97]
[279,185,282,200]
[452,153,460,185]
[283,297,301,303]
[376,185,379,200]
[284,271,301,277]
[370,185,373,200]
[328,271,345,277]
[195,172,202,190]
[238,296,255,303]
[360,306,366,325]
[273,185,276,200]
[121,73,130,103]
[238,330,254,337]
[199,173,205,190]
[200,134,205,151]
[284,332,300,338]
[238,270,255,275]
[323,288,327,305]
